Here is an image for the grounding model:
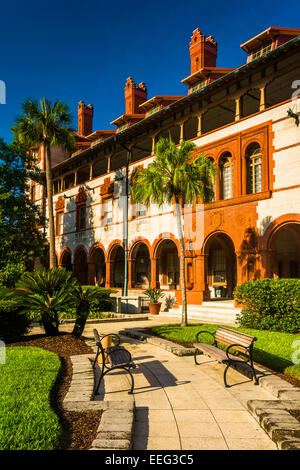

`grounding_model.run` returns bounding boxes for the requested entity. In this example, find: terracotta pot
[149,302,162,315]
